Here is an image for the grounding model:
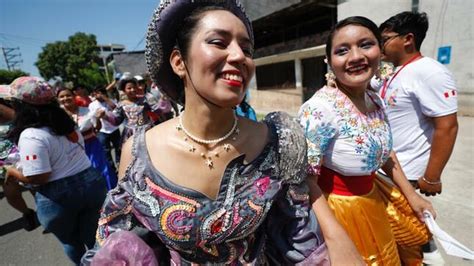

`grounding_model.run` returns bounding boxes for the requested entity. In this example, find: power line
[132,35,145,51]
[0,32,53,43]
